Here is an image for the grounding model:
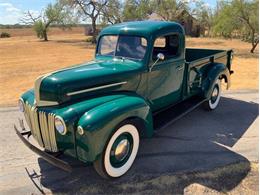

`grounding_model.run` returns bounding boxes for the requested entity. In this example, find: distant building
[148,11,201,37]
